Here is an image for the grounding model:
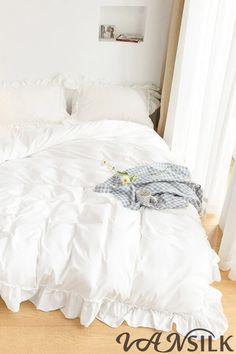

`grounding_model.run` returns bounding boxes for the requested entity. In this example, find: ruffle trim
[0,281,228,339]
[0,74,64,88]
